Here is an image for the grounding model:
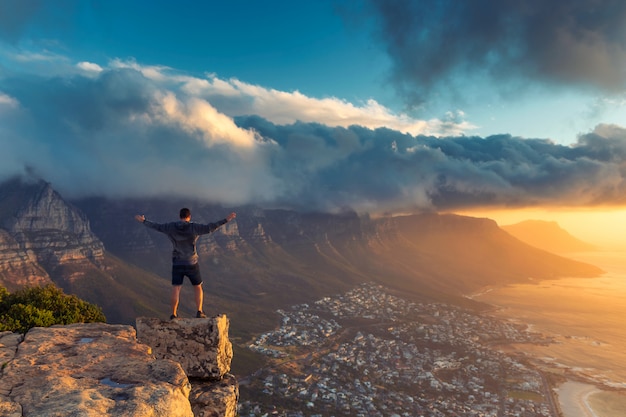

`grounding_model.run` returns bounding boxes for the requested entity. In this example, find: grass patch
[507,390,544,402]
